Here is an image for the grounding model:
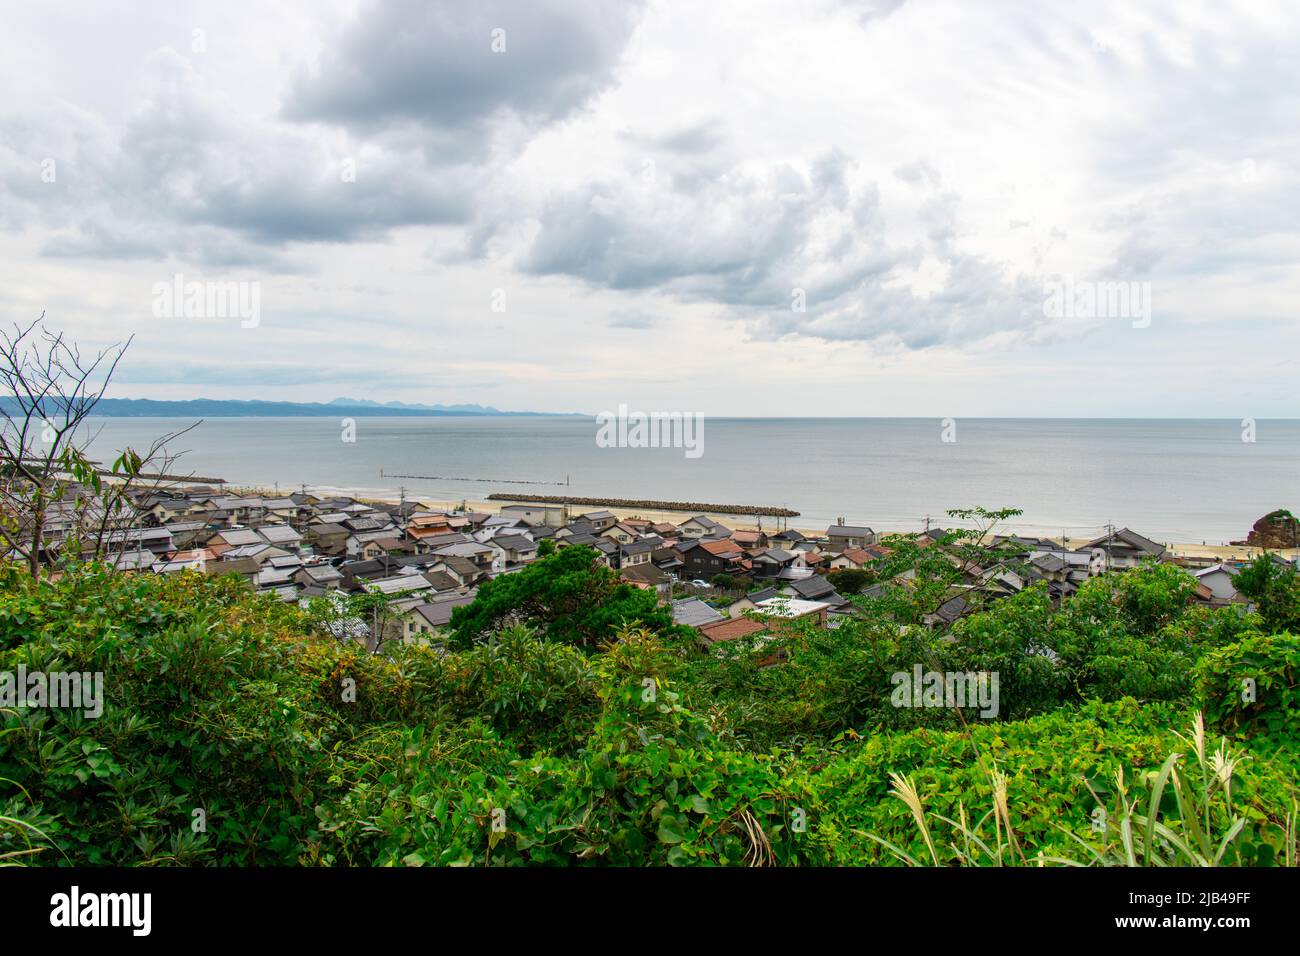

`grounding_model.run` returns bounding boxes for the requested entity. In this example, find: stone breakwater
[486,492,800,518]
